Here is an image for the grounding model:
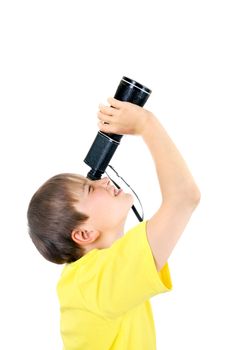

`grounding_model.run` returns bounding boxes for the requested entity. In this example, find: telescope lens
[114,77,151,106]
